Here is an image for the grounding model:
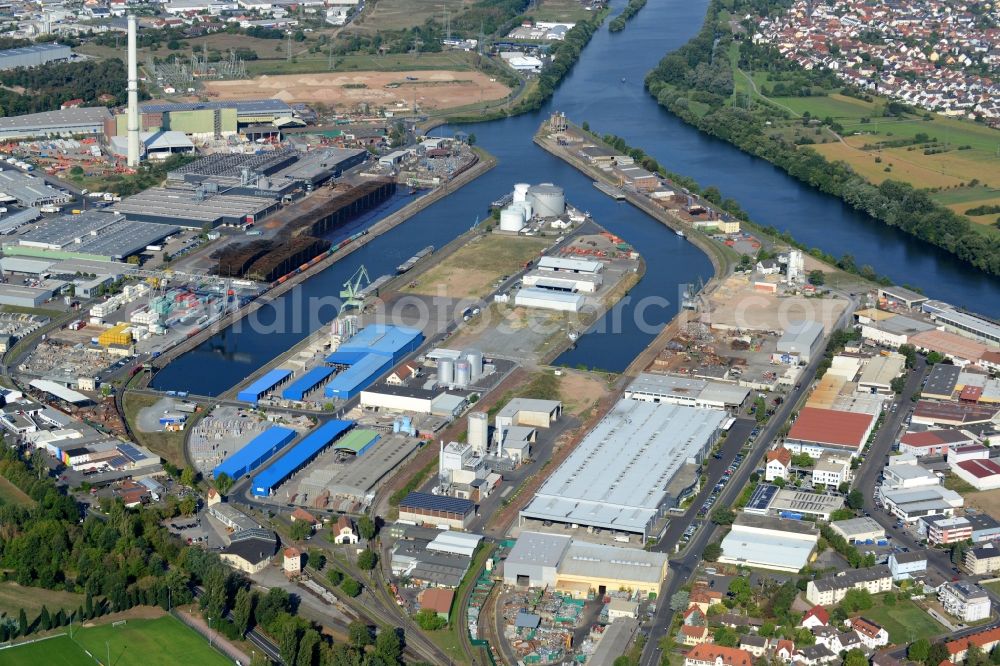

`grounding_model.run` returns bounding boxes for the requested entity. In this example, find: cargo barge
[396,245,434,274]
